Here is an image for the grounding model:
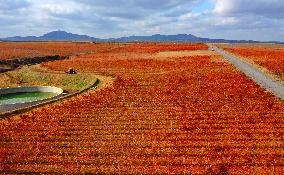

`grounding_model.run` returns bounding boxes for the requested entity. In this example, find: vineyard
[221,44,284,81]
[0,42,120,60]
[0,43,283,174]
[0,42,207,60]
